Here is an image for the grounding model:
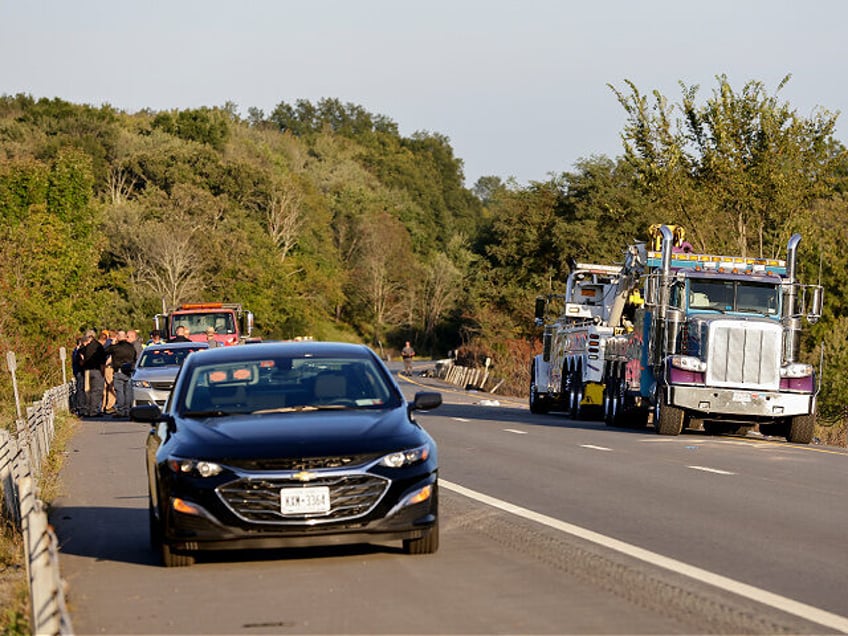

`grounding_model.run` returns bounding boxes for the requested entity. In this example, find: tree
[610,75,844,256]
